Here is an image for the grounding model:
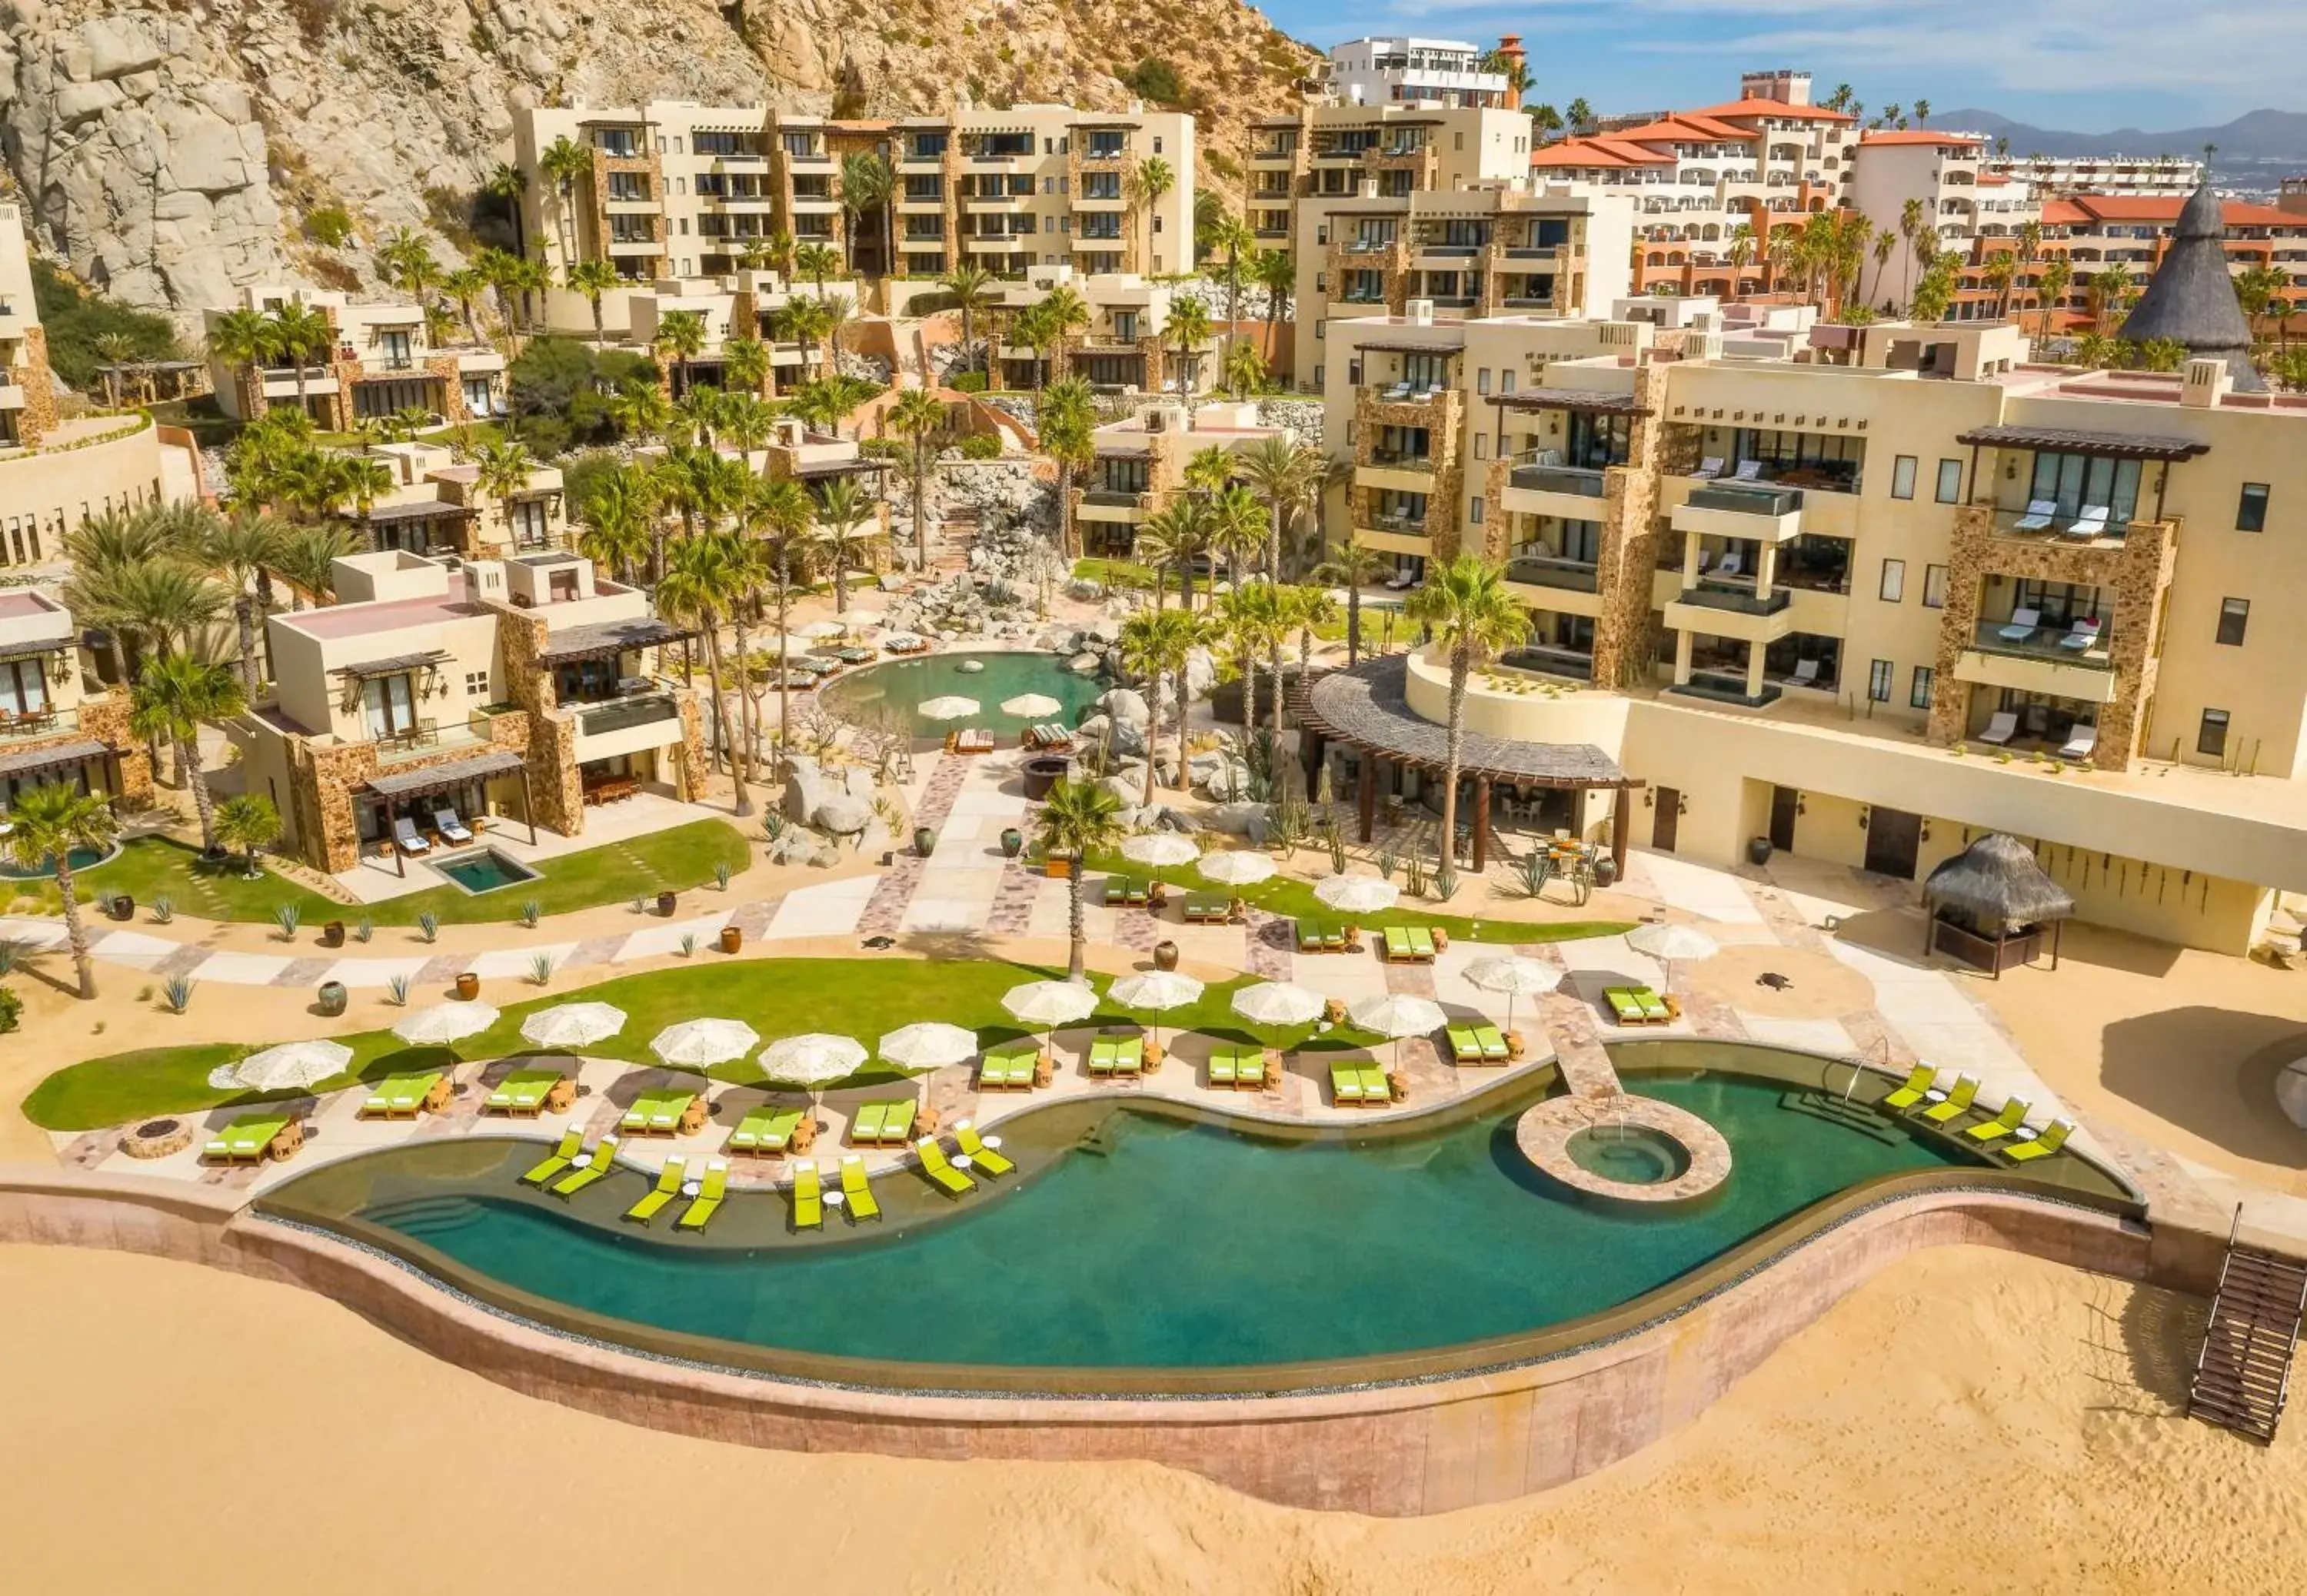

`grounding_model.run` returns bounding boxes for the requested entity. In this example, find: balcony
[371,720,488,767]
[1501,461,1610,520]
[1078,490,1150,524]
[1669,670,1783,710]
[1500,644,1594,683]
[1356,452,1433,495]
[1504,554,1599,594]
[1669,482,1806,544]
[1666,580,1796,646]
[1986,504,2133,548]
[0,702,74,747]
[604,195,658,214]
[1953,618,2119,705]
[605,237,662,258]
[575,692,680,737]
